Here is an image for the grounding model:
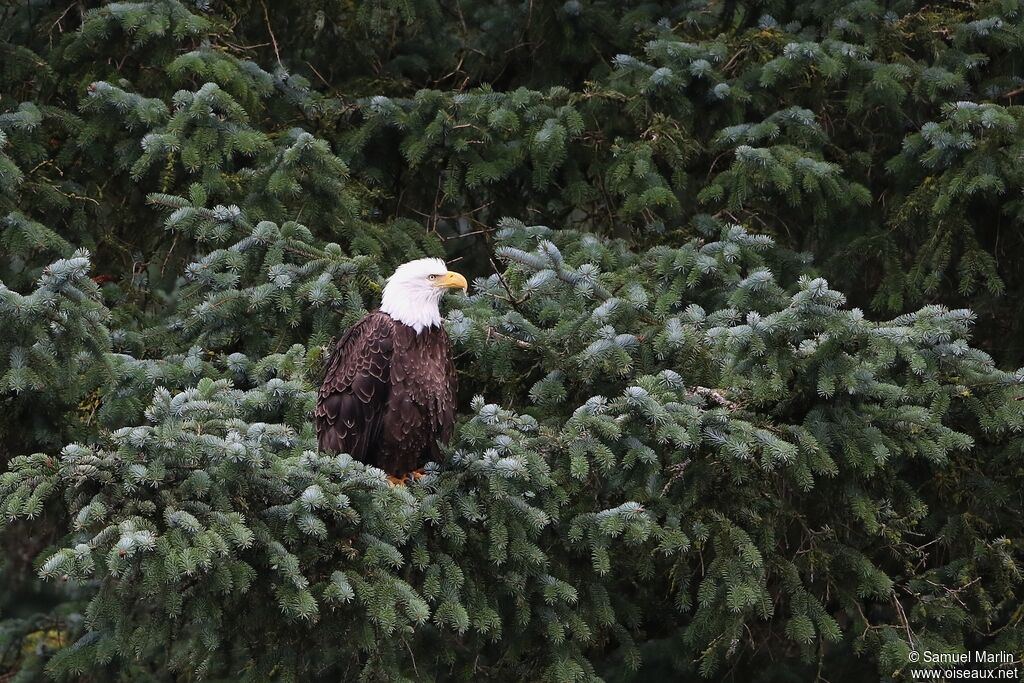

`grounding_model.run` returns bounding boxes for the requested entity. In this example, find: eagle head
[379,258,468,333]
